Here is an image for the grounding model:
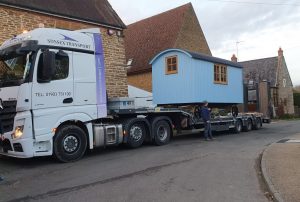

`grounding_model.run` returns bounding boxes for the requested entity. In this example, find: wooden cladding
[214,64,227,84]
[165,56,178,74]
